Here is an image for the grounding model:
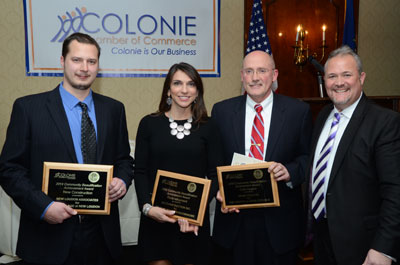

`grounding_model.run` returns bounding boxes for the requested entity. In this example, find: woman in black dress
[134,62,221,265]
